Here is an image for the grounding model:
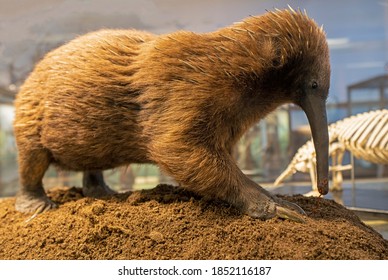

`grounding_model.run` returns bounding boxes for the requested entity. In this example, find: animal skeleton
[274,109,388,191]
